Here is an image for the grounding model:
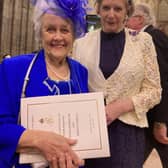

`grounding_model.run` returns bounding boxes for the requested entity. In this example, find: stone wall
[0,0,39,61]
